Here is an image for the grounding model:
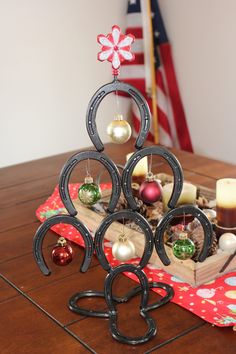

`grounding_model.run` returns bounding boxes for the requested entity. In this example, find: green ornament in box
[172,231,195,260]
[78,176,101,205]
